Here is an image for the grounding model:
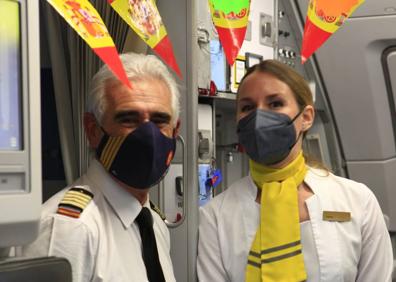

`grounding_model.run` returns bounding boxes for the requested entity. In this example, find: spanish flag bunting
[301,0,365,64]
[47,0,131,89]
[108,0,182,78]
[209,0,250,66]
